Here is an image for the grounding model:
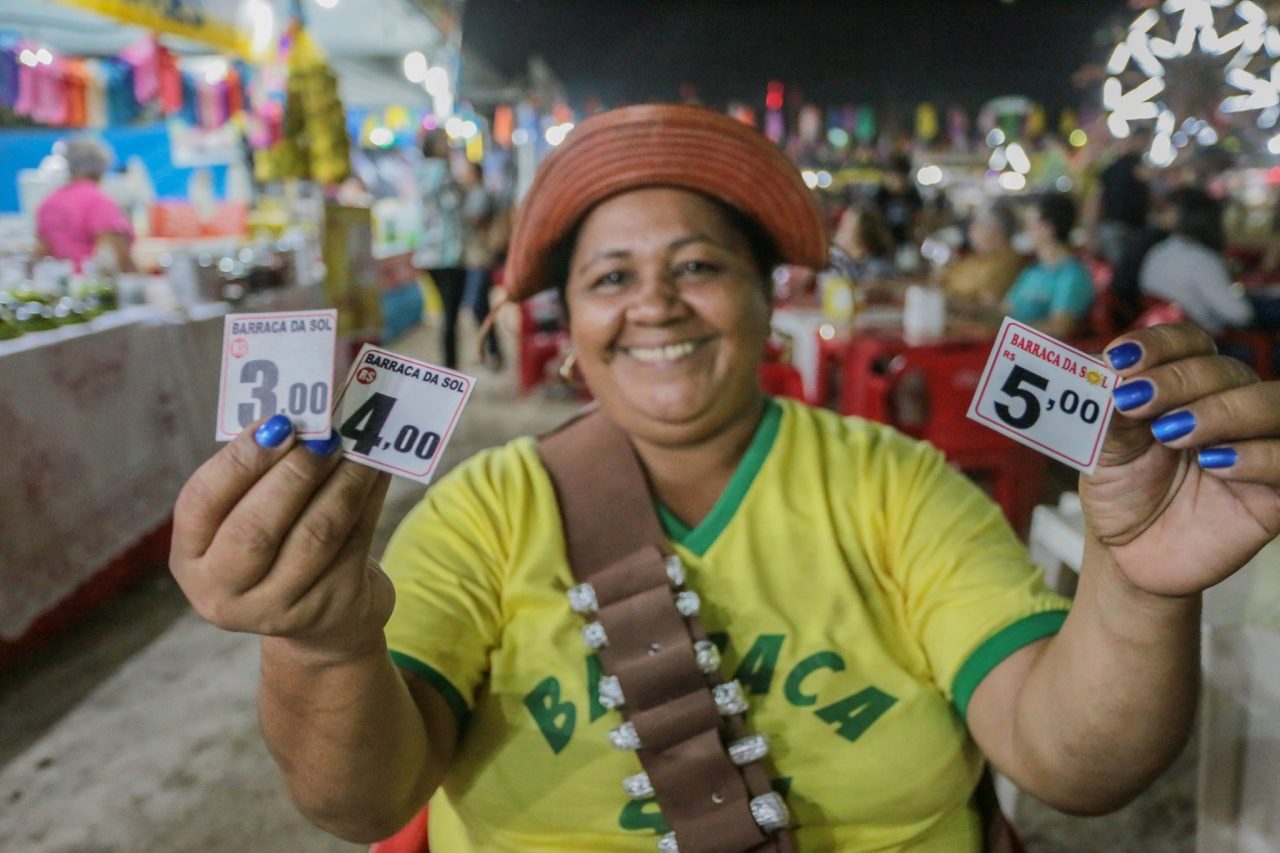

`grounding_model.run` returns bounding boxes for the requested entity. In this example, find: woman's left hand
[1081,323,1280,597]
